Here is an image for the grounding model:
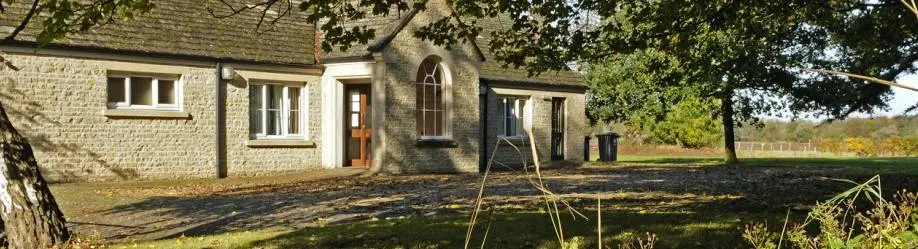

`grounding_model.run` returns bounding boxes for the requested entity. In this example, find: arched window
[416,56,447,138]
